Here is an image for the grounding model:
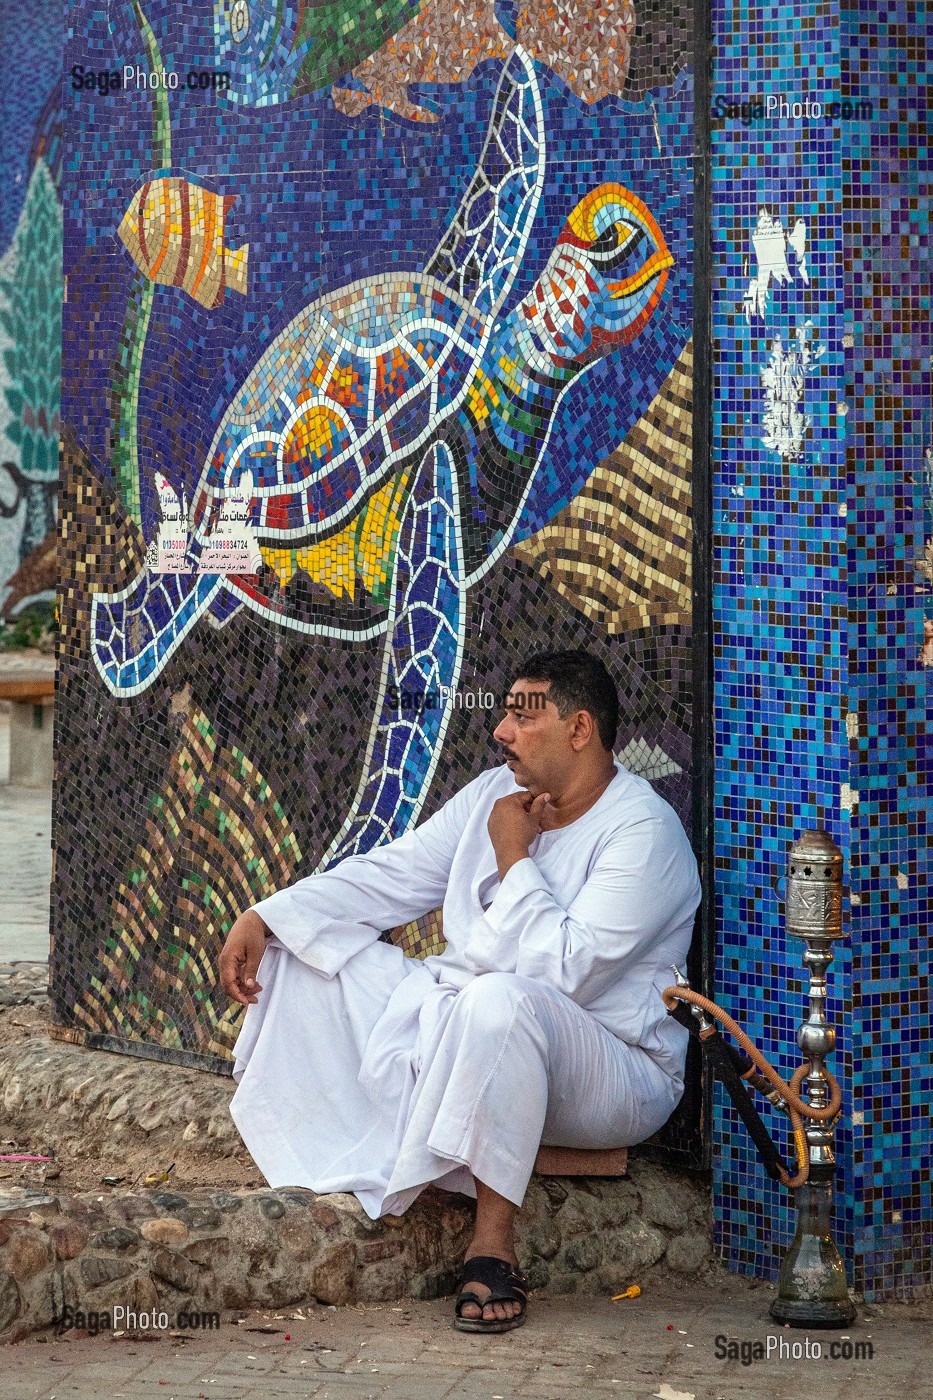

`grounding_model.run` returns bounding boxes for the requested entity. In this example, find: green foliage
[292,0,425,95]
[0,159,63,486]
[0,600,57,651]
